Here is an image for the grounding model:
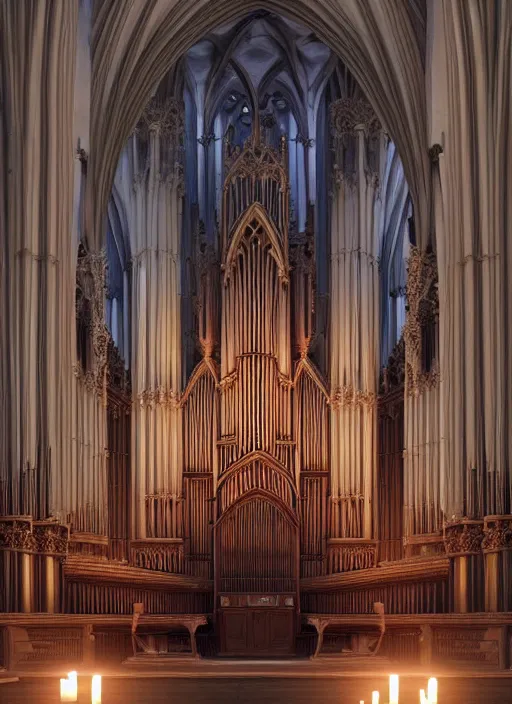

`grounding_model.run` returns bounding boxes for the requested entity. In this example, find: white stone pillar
[329,99,384,539]
[126,98,185,539]
[0,1,79,523]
